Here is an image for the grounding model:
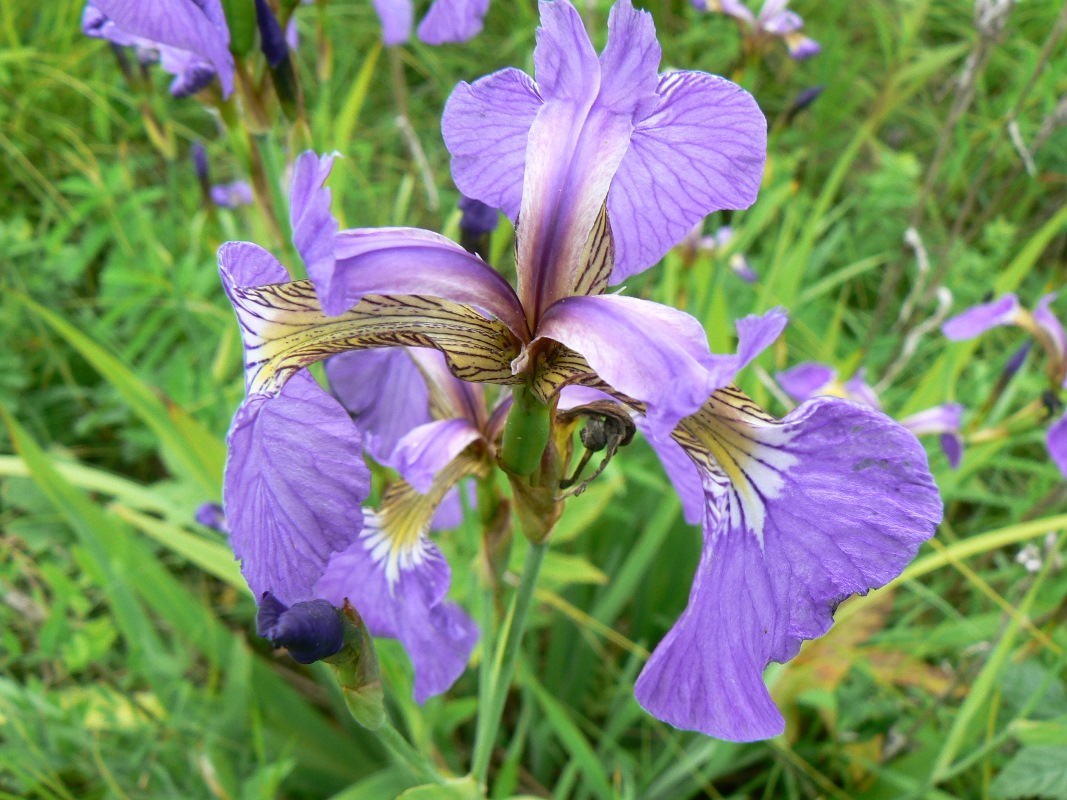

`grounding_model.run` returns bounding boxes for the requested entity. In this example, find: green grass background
[2,0,1067,797]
